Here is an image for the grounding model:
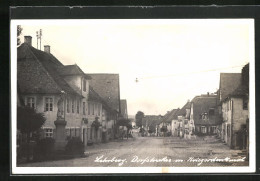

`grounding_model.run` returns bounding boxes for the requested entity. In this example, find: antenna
[36,29,42,50]
[36,31,38,49]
